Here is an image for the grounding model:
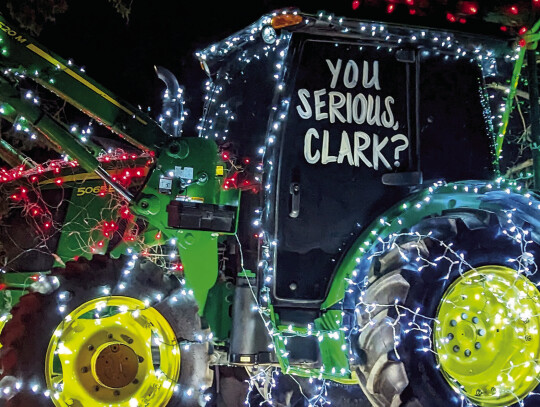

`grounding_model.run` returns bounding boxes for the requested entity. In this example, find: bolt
[461,313,468,320]
[453,345,460,352]
[114,390,120,396]
[133,379,139,385]
[169,144,180,155]
[198,173,208,183]
[121,334,134,344]
[108,333,114,340]
[450,320,457,327]
[475,342,481,349]
[88,345,94,351]
[472,316,479,324]
[140,201,149,209]
[80,366,89,373]
[138,356,144,363]
[464,349,471,357]
[94,386,100,392]
[478,329,486,336]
